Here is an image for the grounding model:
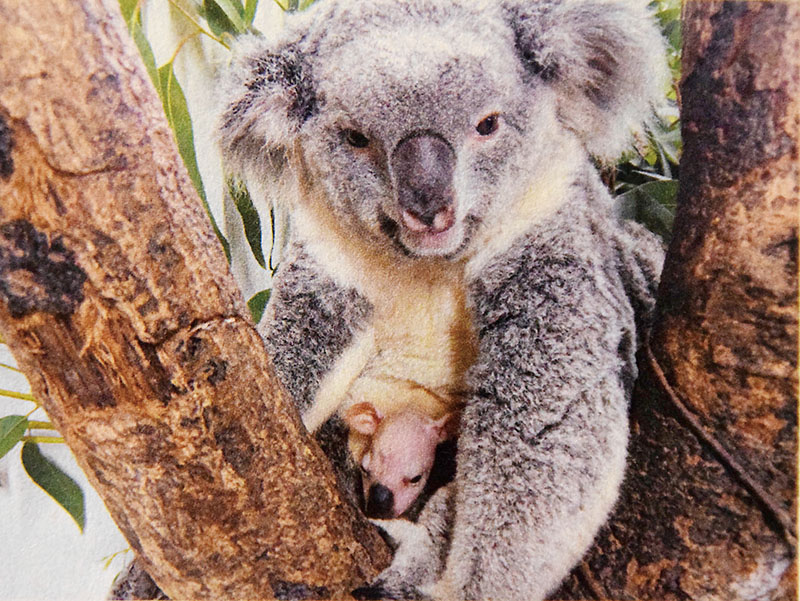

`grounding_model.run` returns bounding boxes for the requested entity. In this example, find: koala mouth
[379,208,471,259]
